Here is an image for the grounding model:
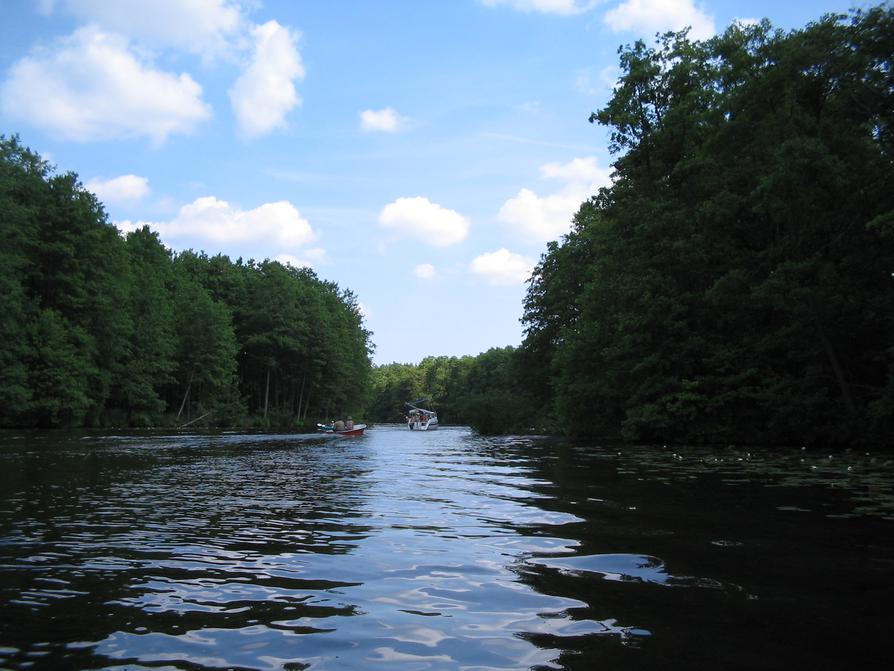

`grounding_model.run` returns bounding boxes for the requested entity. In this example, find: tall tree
[0,135,41,424]
[171,260,241,422]
[116,226,177,424]
[1,135,130,426]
